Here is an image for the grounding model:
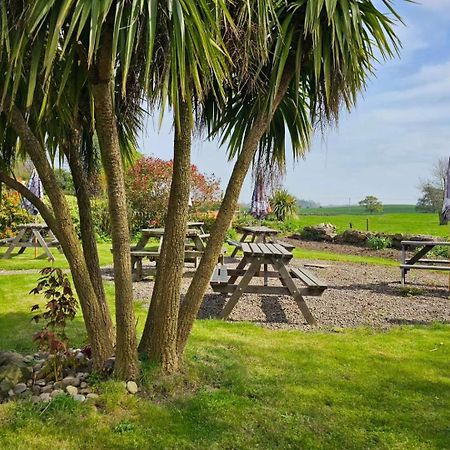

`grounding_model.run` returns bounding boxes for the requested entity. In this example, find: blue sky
[138,1,450,206]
